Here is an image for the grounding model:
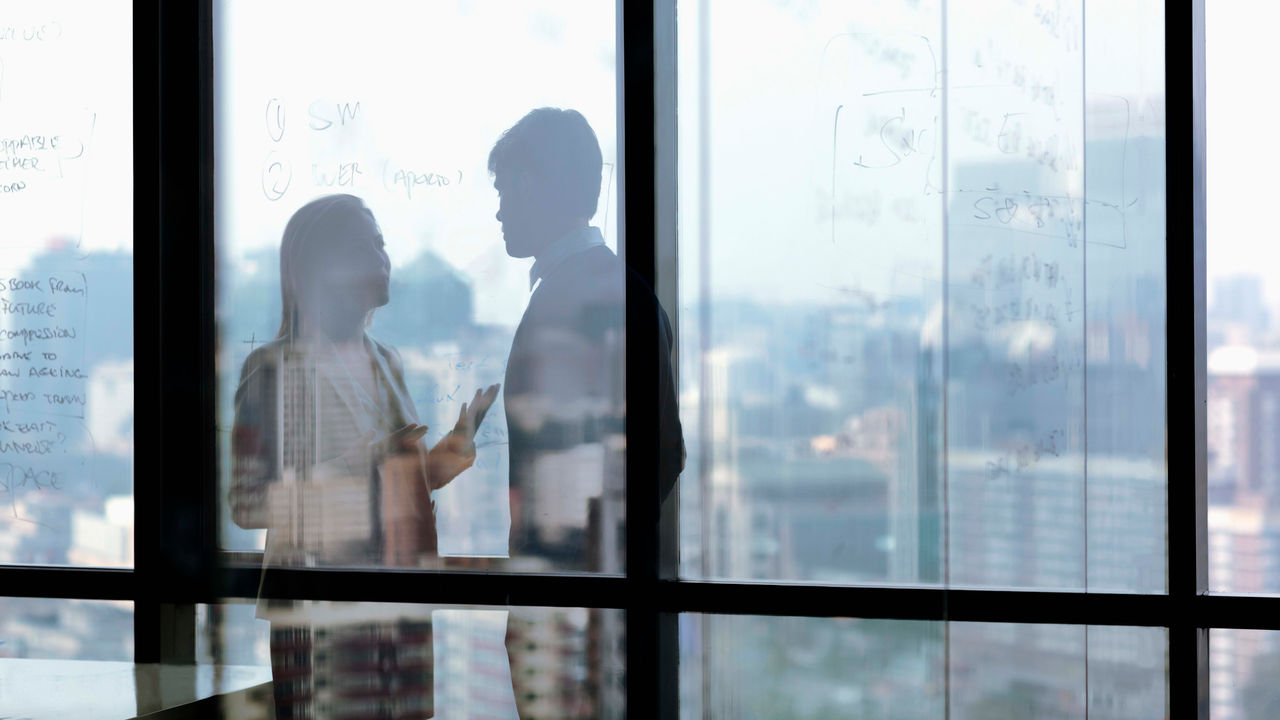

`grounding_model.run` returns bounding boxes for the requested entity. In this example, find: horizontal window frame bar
[7,565,1280,631]
[0,566,135,602]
